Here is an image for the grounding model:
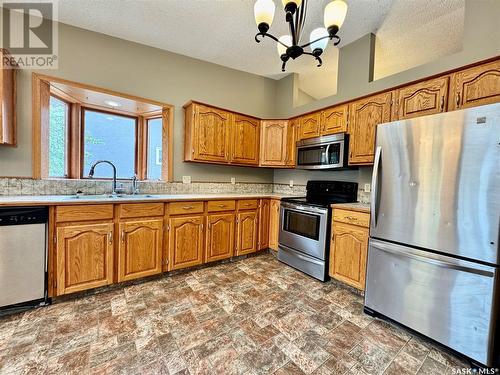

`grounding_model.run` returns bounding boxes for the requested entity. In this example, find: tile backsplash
[0,178,370,203]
